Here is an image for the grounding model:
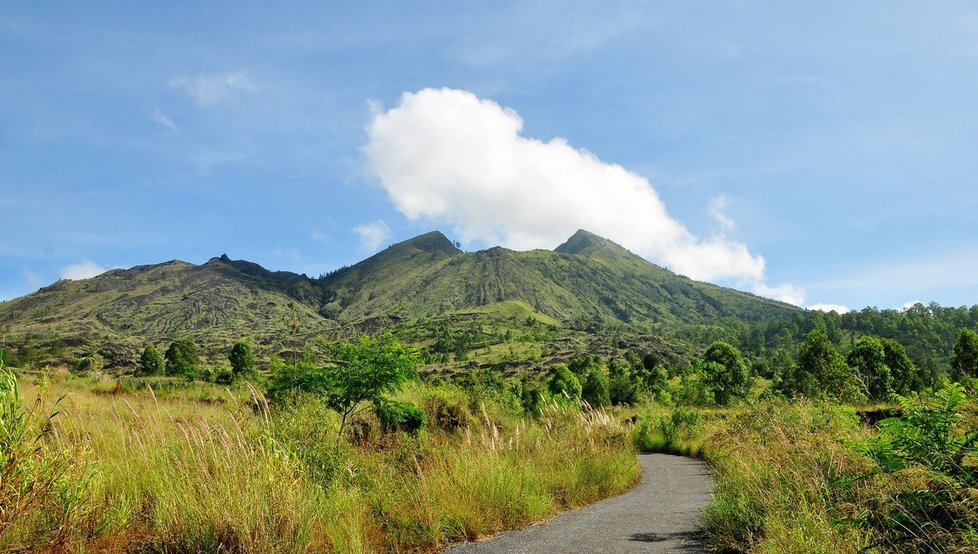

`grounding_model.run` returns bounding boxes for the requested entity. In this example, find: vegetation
[139,344,163,375]
[3,230,978,552]
[165,338,200,379]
